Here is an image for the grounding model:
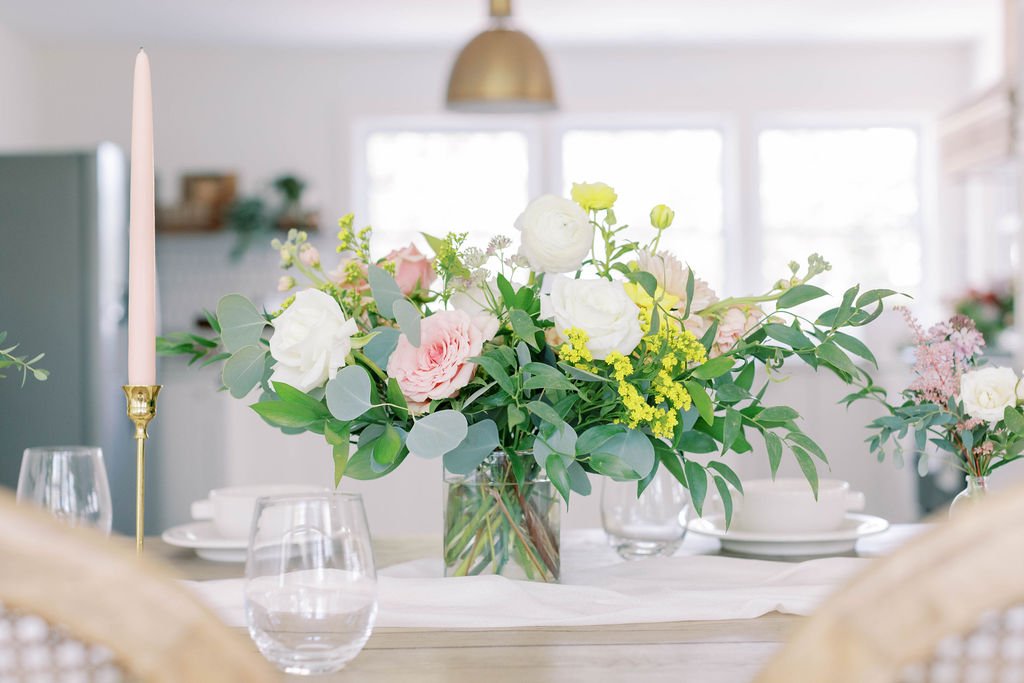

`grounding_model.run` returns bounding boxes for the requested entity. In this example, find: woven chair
[0,491,276,683]
[756,484,1024,683]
